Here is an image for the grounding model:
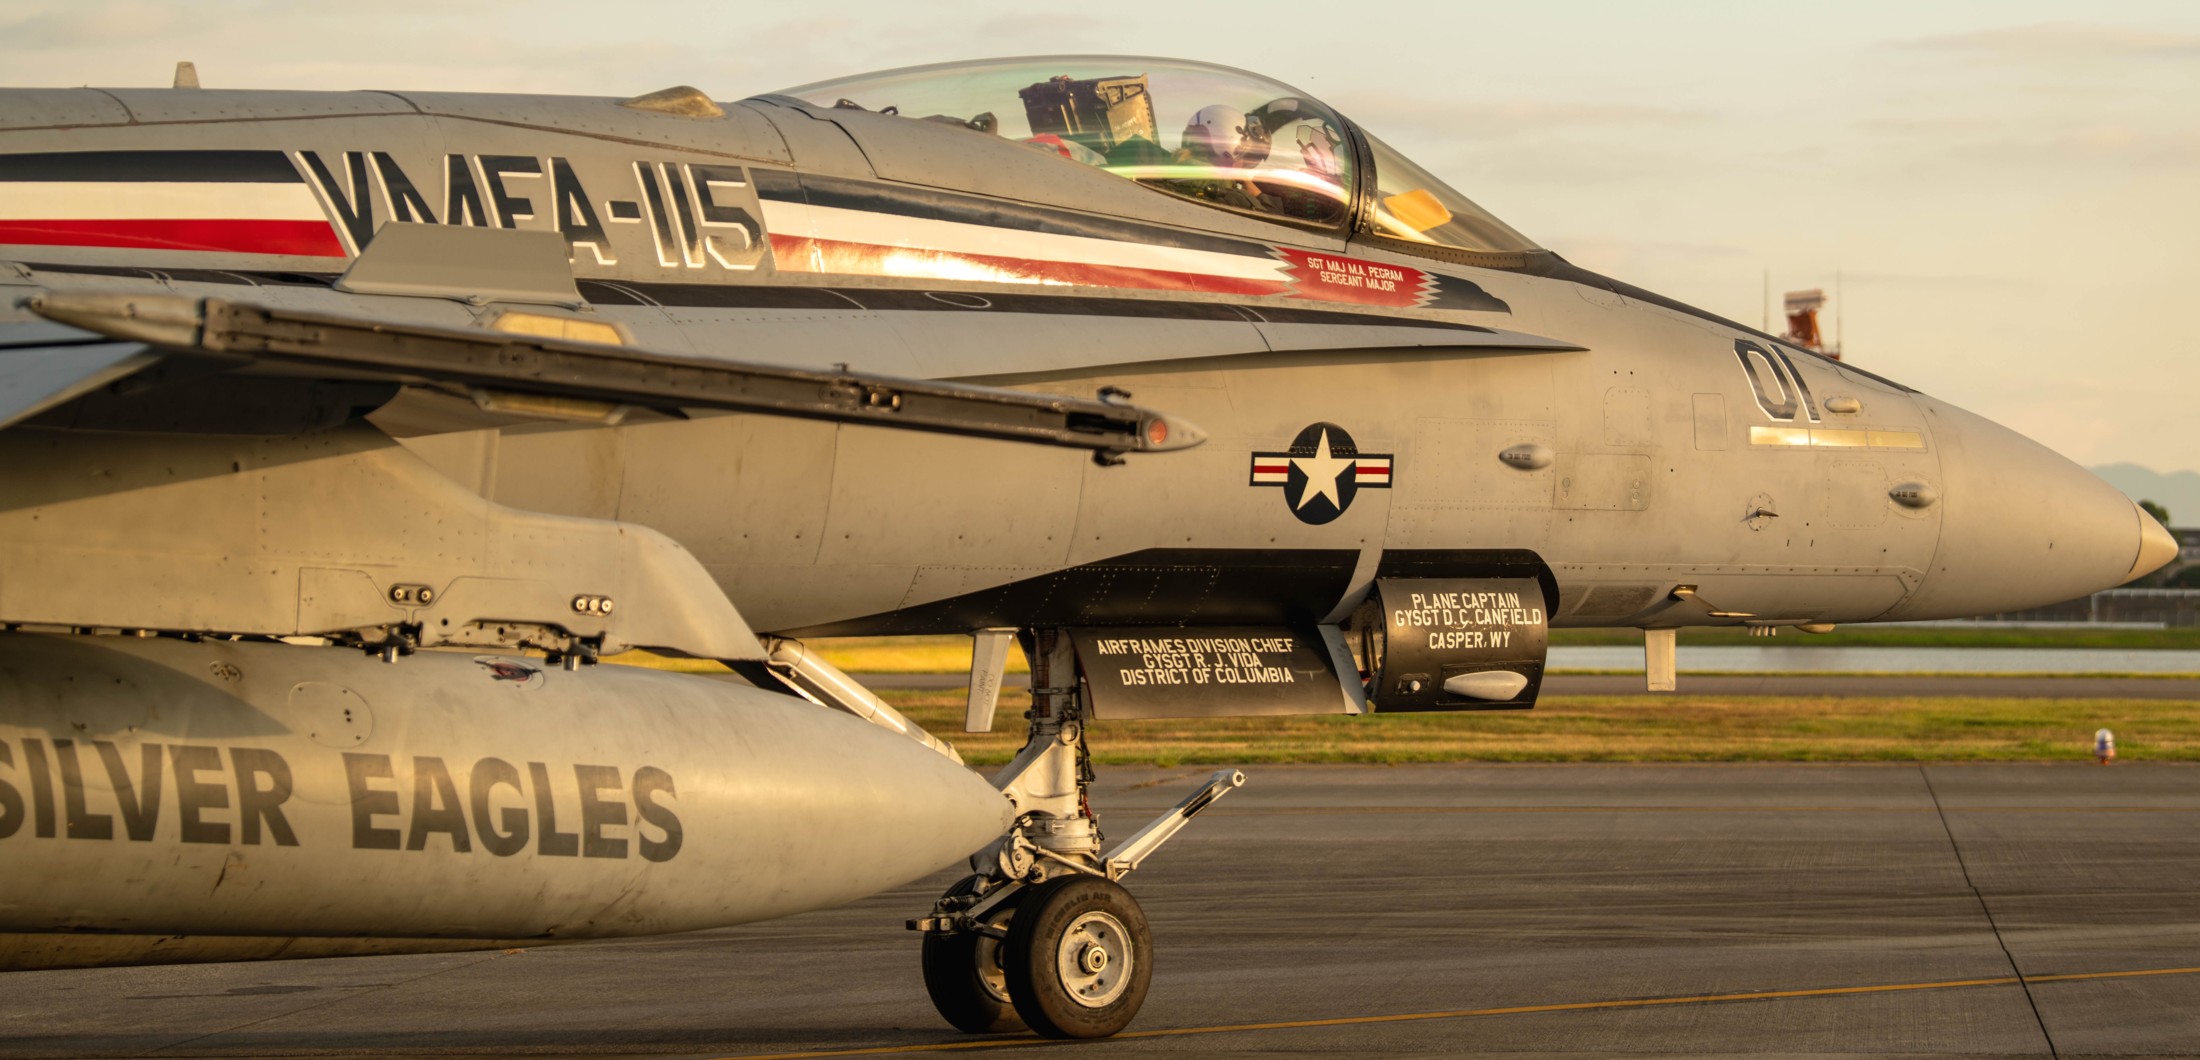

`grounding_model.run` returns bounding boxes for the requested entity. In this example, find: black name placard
[1365,577,1548,711]
[1071,628,1350,719]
